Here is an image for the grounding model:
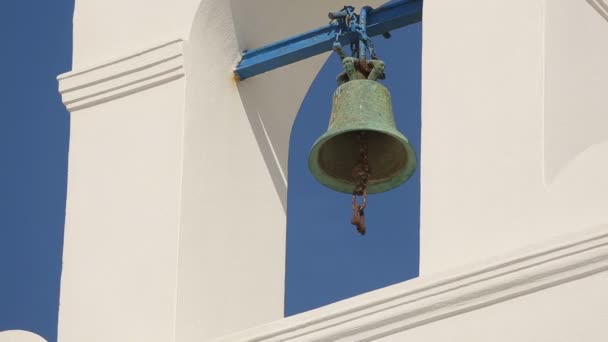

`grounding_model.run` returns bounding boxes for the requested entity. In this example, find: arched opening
[285,22,422,315]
